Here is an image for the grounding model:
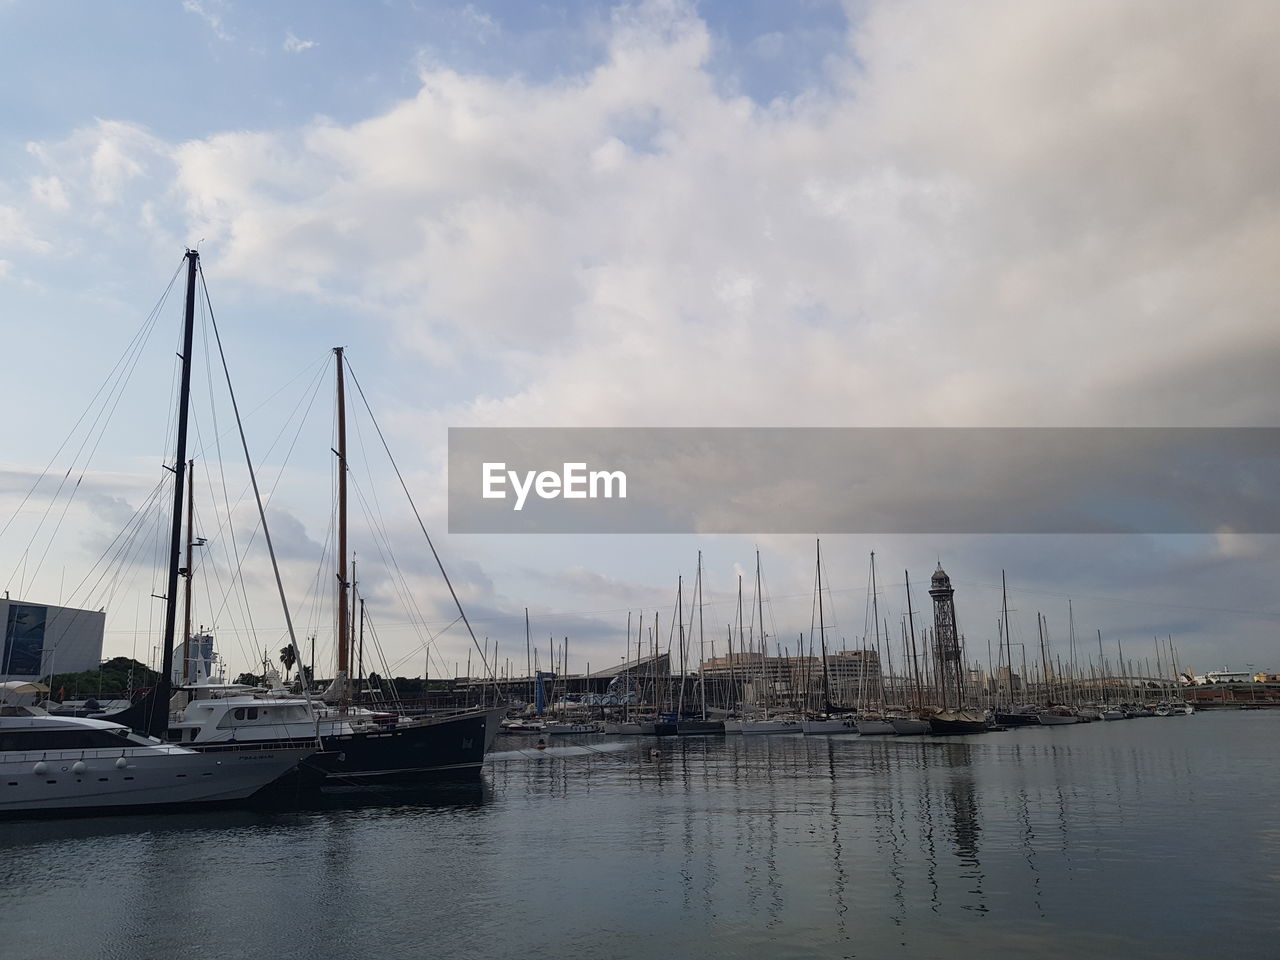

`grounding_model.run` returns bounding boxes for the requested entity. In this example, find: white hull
[1037,713,1080,725]
[800,718,860,735]
[855,719,897,736]
[544,722,602,735]
[739,719,801,735]
[602,722,646,735]
[1101,709,1126,721]
[0,741,312,814]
